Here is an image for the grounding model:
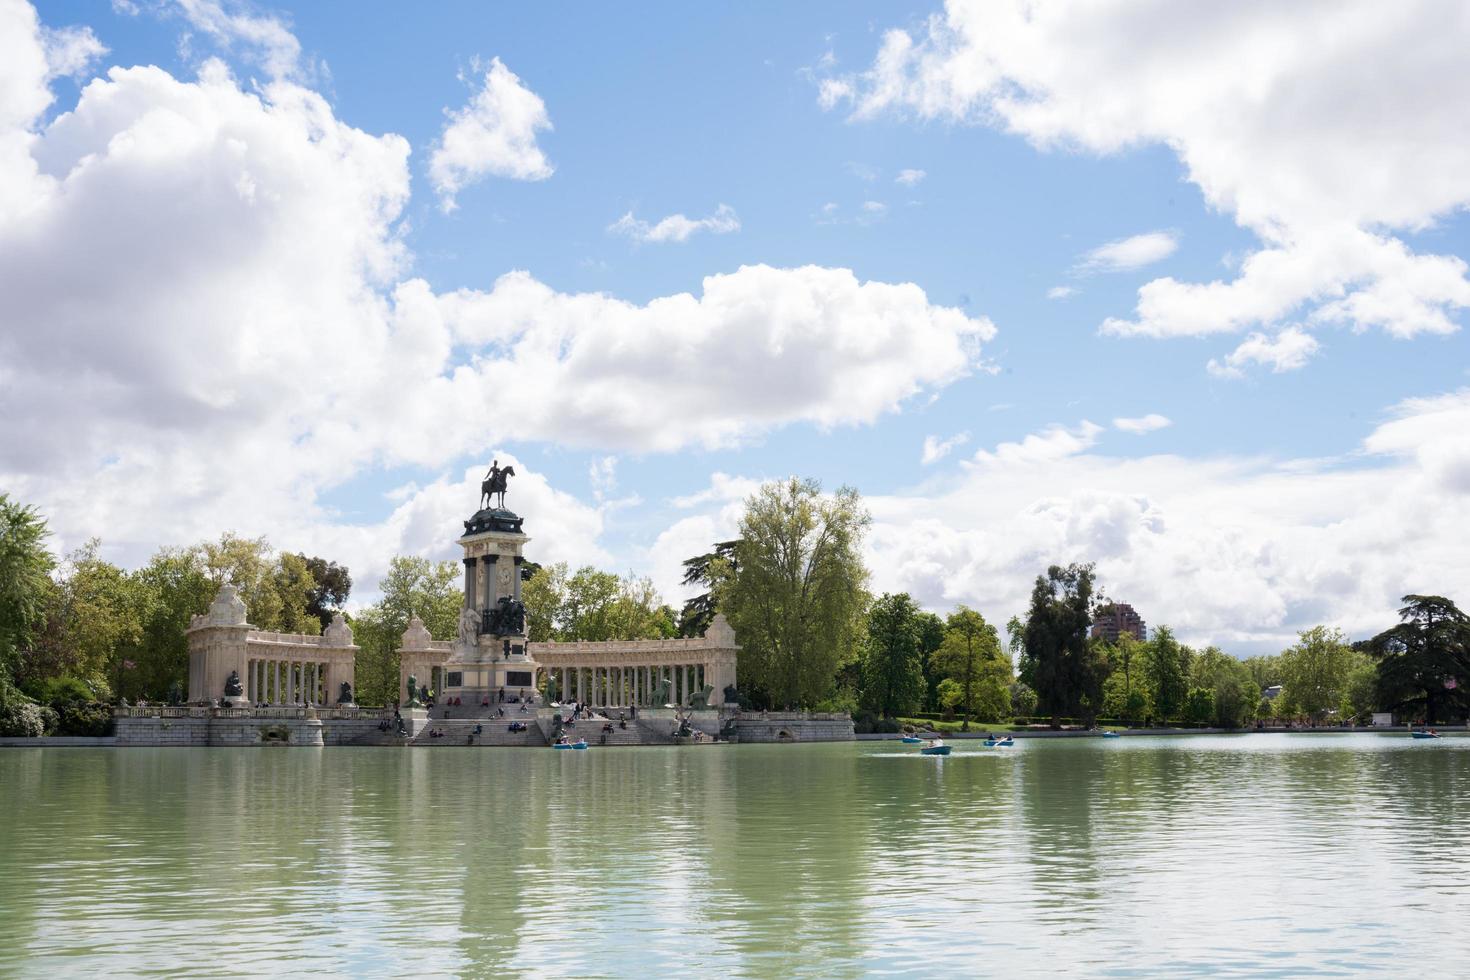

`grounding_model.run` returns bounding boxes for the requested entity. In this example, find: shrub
[0,700,46,738]
[54,702,115,737]
[871,717,902,734]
